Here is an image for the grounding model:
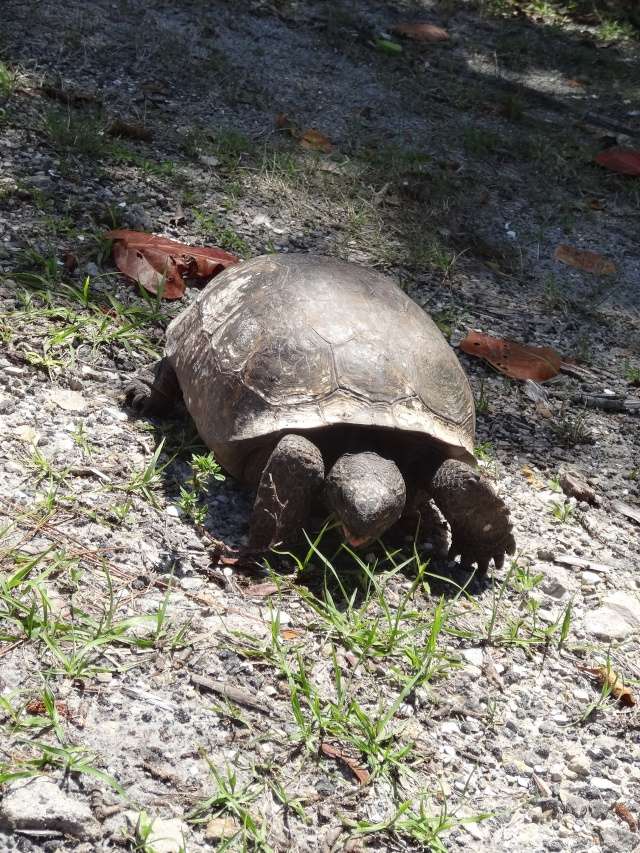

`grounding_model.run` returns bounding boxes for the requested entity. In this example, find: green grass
[192,209,250,255]
[0,61,17,98]
[4,259,166,373]
[43,110,108,157]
